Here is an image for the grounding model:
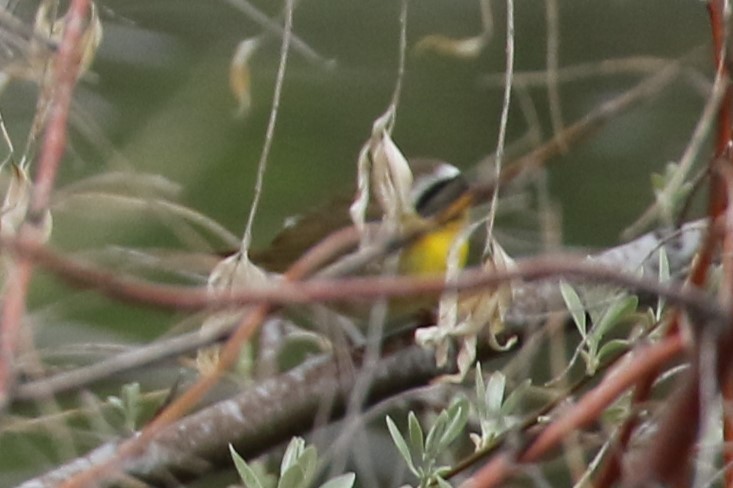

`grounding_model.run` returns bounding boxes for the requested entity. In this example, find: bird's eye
[414,175,469,218]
